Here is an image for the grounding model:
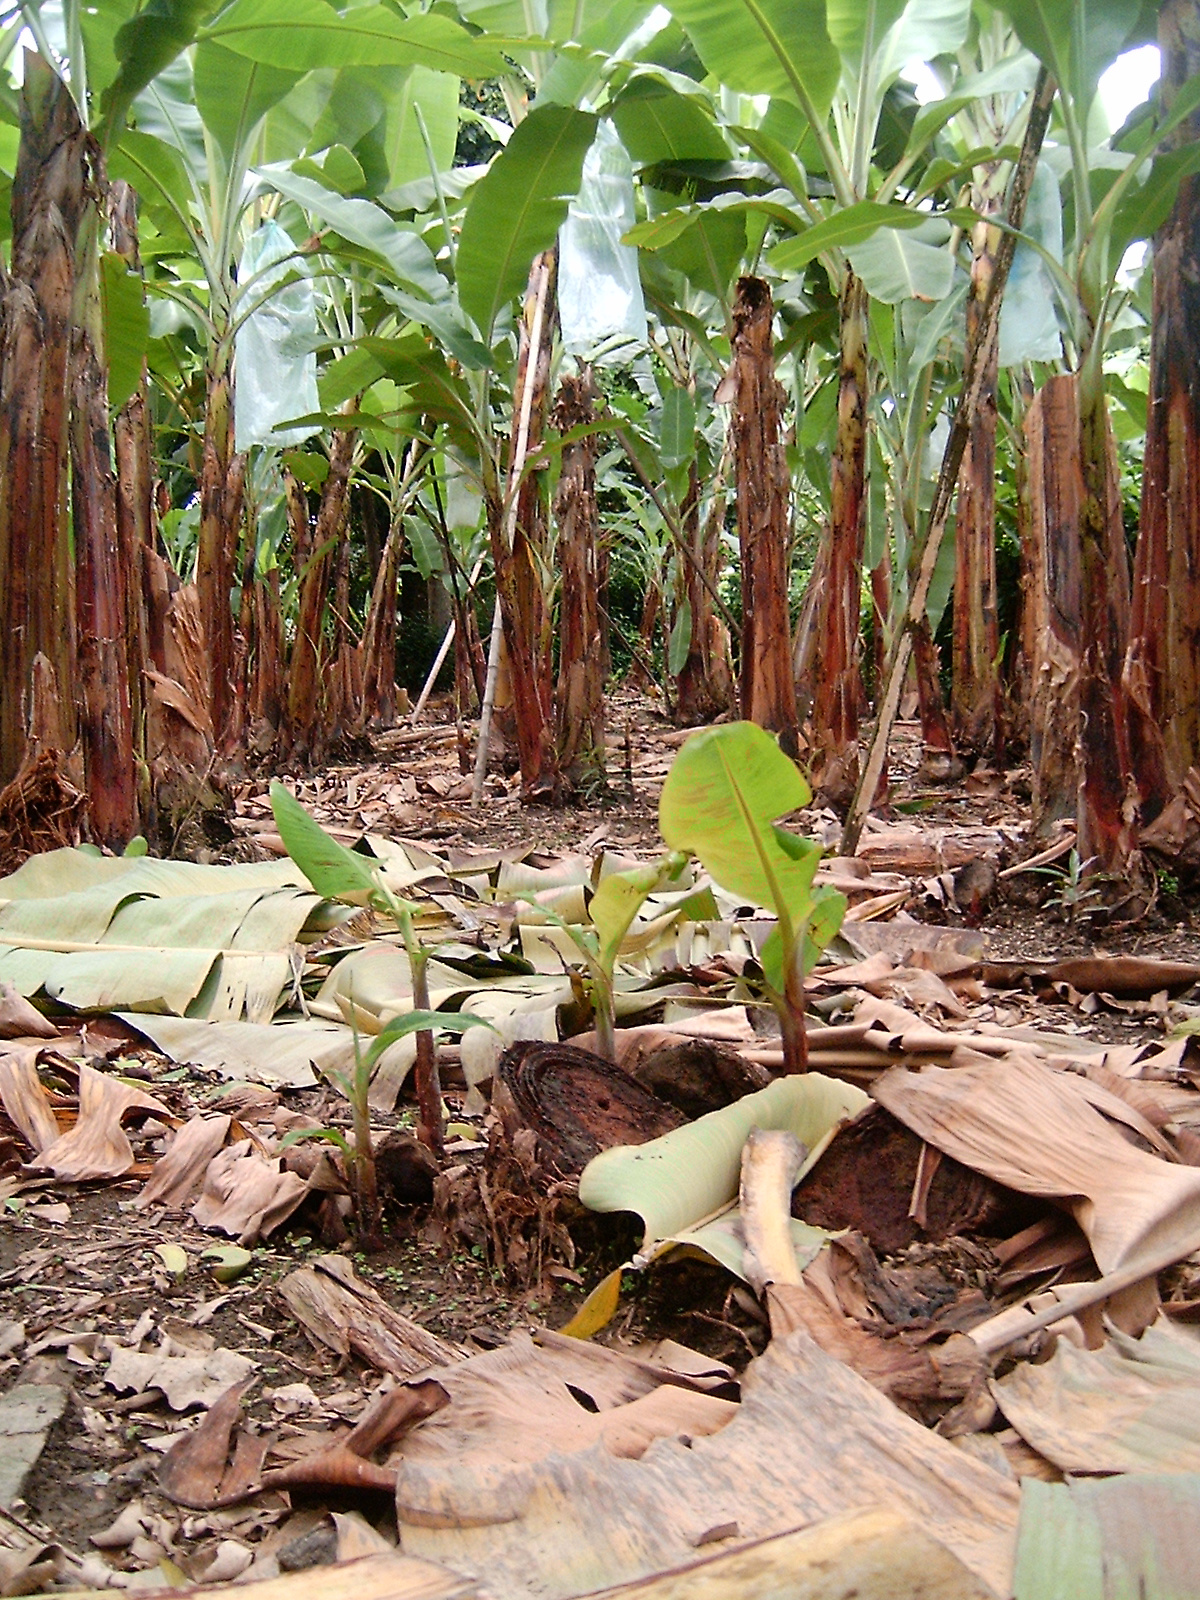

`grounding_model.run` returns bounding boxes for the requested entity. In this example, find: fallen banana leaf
[579,1075,869,1279]
[35,1551,479,1600]
[159,1379,267,1509]
[587,1507,996,1600]
[394,1329,1018,1599]
[391,1329,736,1479]
[25,1062,171,1182]
[121,1014,417,1092]
[1014,1473,1200,1600]
[0,1044,62,1153]
[873,1054,1200,1272]
[277,1255,454,1376]
[106,1345,255,1410]
[993,1319,1200,1474]
[983,955,1200,1000]
[190,1143,310,1245]
[262,1380,449,1498]
[0,980,56,1039]
[0,852,325,1022]
[137,1114,232,1209]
